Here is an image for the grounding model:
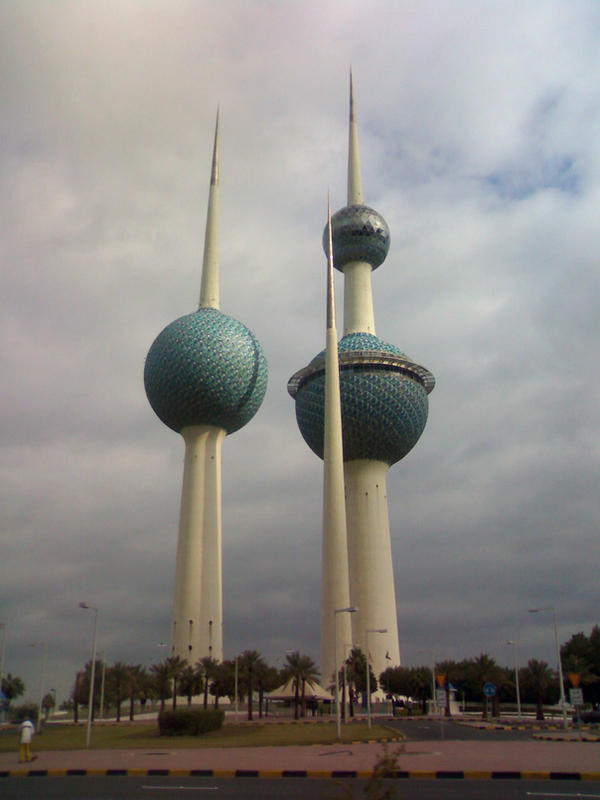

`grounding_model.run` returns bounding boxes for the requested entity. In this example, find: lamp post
[506,640,522,721]
[0,623,7,713]
[528,607,567,729]
[79,602,99,747]
[96,651,106,721]
[343,643,353,723]
[234,657,239,723]
[27,641,47,732]
[365,628,387,728]
[418,649,436,716]
[334,606,358,738]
